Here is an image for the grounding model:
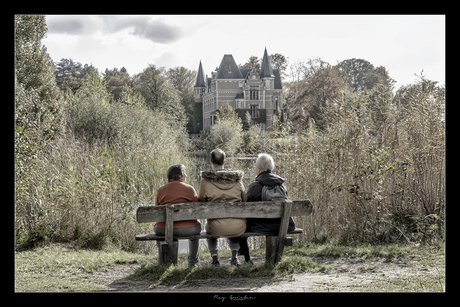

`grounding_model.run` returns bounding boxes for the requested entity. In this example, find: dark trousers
[238,237,250,260]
